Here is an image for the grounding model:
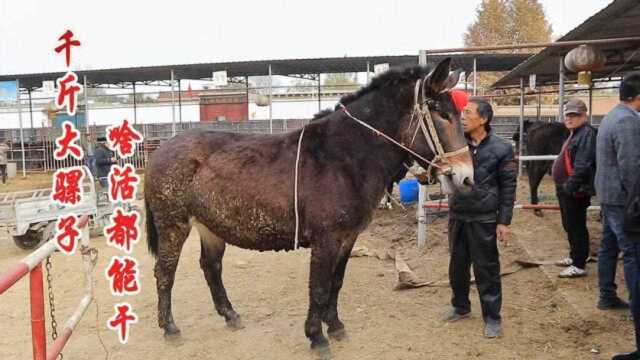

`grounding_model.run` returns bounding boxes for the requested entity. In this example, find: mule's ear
[424,57,451,94]
[443,69,463,92]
